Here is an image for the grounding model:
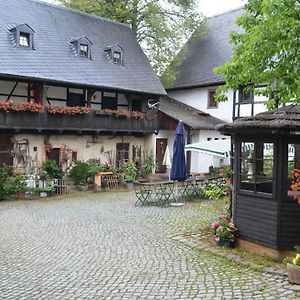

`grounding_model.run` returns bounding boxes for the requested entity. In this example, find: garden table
[135,180,176,205]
